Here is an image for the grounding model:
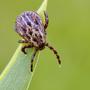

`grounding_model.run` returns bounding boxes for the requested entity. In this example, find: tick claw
[21,47,27,54]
